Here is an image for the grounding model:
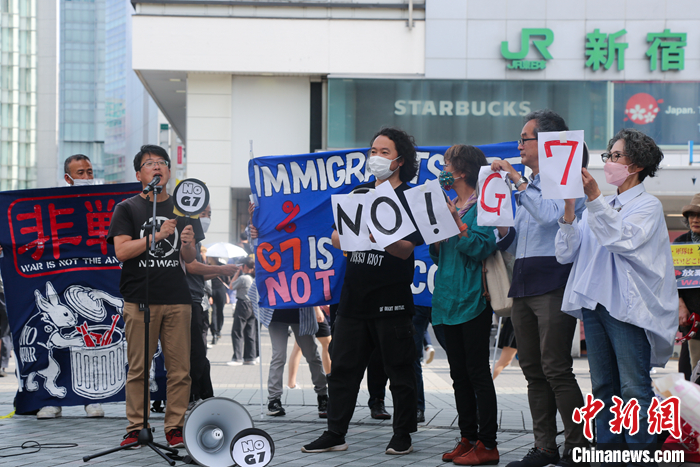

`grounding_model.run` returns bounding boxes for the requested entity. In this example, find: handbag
[482,250,513,317]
